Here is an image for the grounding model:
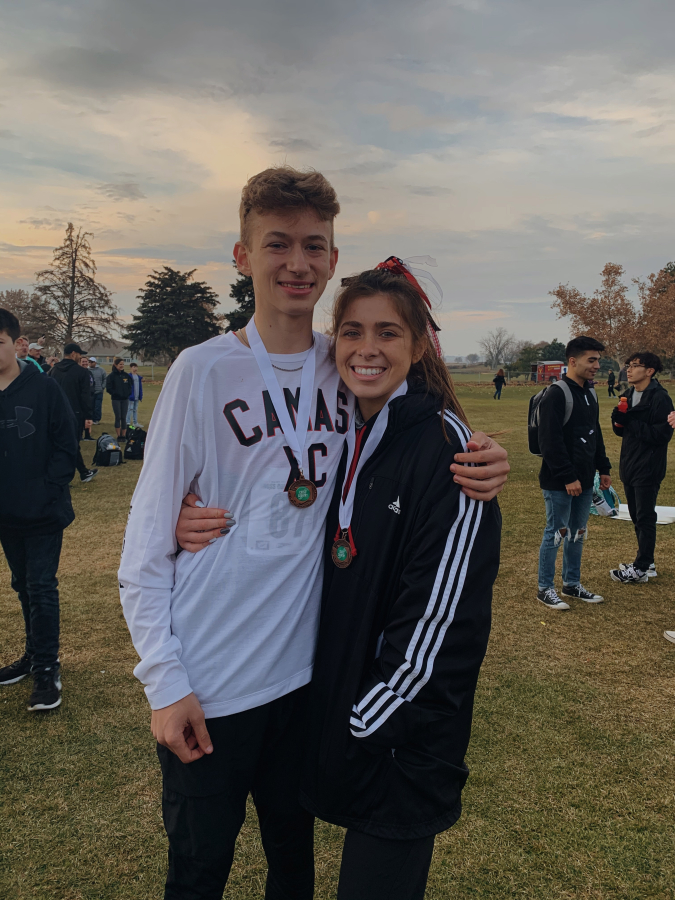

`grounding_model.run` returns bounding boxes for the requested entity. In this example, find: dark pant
[0,530,62,672]
[158,685,314,900]
[624,482,660,571]
[493,388,502,399]
[93,392,103,422]
[337,830,435,900]
[112,398,128,430]
[608,385,616,397]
